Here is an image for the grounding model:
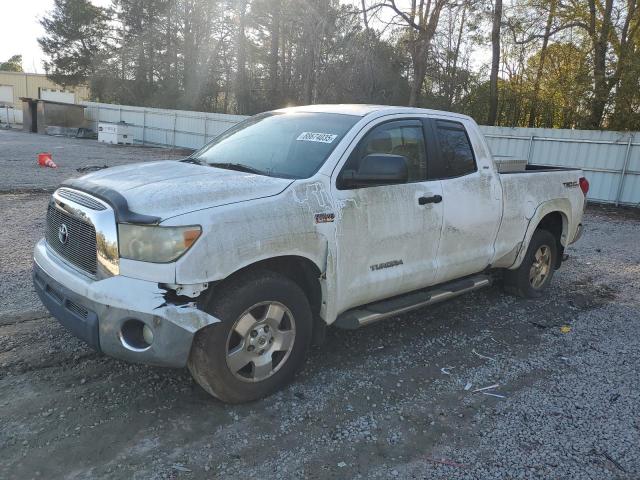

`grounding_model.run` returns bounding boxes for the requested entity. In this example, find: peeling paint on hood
[79,160,294,220]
